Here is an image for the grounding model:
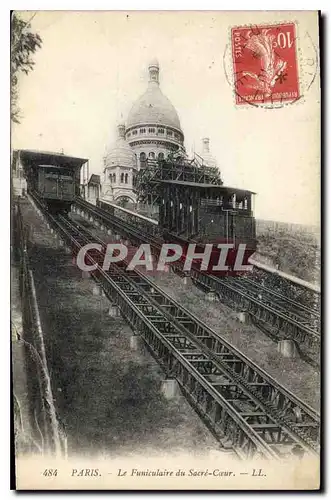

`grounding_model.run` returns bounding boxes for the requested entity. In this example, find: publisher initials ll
[252,469,265,477]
